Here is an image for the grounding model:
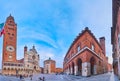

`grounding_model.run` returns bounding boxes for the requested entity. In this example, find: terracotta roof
[44,58,55,63]
[17,58,24,63]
